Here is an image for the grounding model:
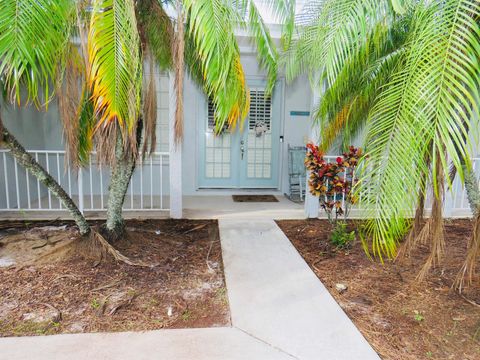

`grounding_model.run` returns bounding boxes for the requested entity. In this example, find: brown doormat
[232,195,279,202]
